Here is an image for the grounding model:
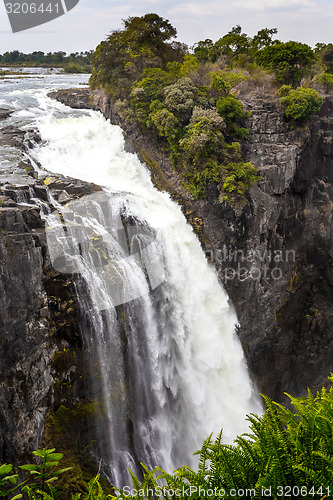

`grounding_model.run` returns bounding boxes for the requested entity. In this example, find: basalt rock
[0,126,102,465]
[0,108,13,120]
[0,126,26,148]
[83,87,333,405]
[47,88,96,110]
